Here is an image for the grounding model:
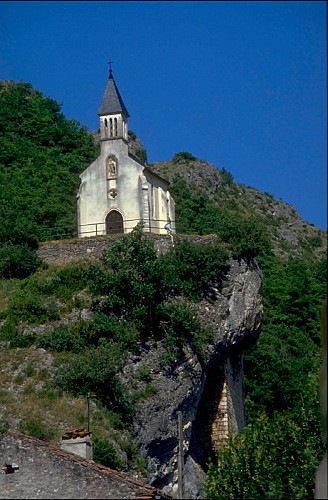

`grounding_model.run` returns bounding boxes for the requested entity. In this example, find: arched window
[114,118,118,136]
[106,210,123,234]
[109,118,113,137]
[104,119,108,137]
